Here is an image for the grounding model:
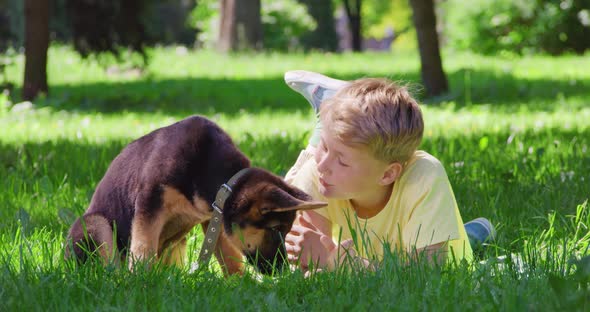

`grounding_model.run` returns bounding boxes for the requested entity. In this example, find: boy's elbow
[414,242,448,265]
